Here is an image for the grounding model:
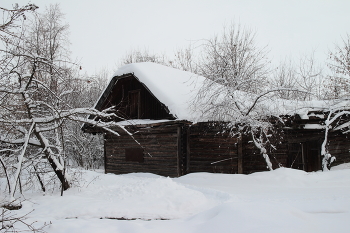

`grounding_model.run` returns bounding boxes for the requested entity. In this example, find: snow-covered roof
[275,98,350,118]
[112,62,205,121]
[96,62,350,123]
